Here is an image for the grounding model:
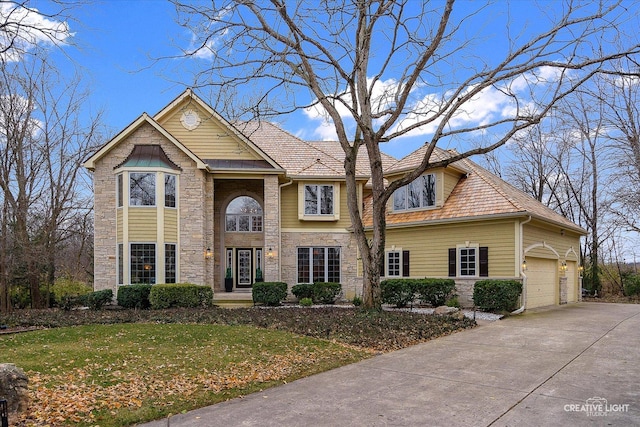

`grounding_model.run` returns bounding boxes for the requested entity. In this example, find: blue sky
[38,0,536,159]
[23,0,639,164]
